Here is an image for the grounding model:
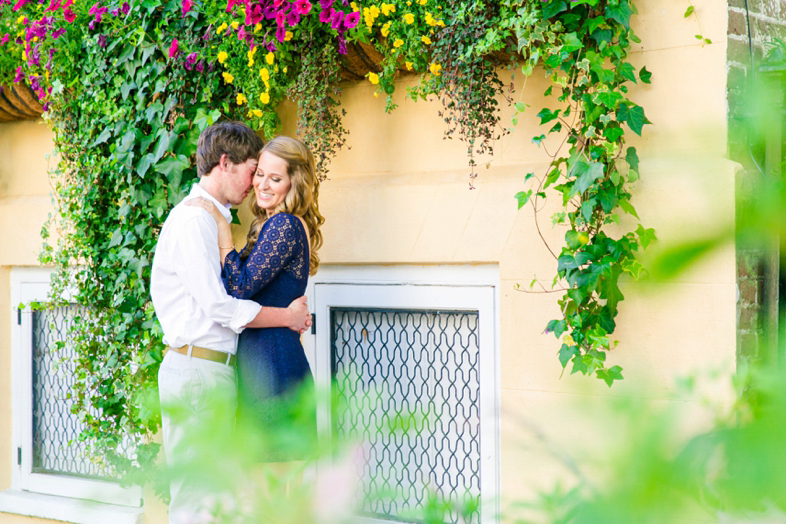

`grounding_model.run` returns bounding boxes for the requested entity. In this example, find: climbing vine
[0,0,653,490]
